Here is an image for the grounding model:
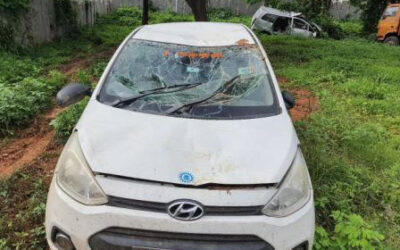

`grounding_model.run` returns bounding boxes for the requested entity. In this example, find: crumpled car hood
[77,100,298,185]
